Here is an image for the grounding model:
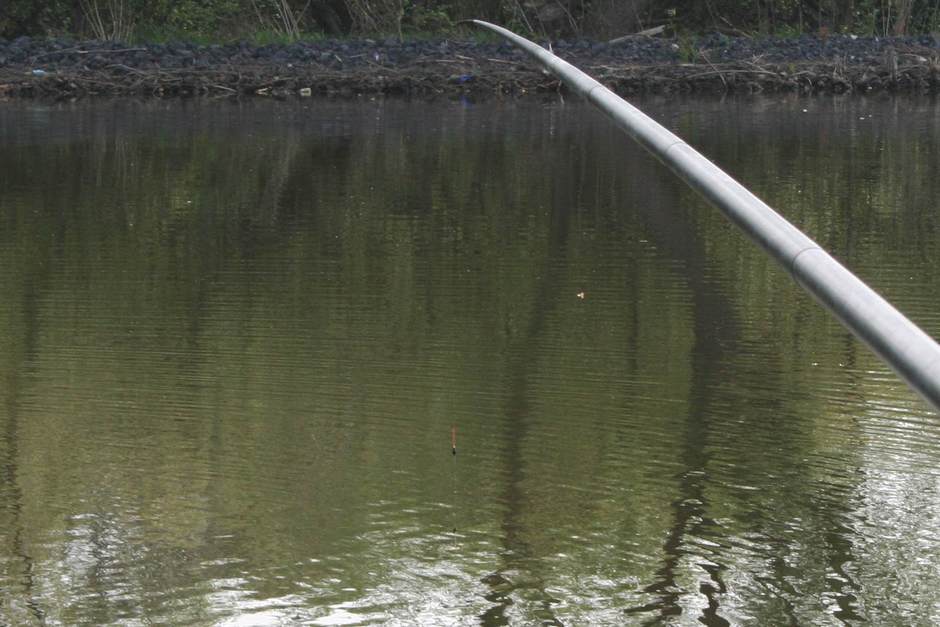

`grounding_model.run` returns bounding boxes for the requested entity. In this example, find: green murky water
[1,96,940,625]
